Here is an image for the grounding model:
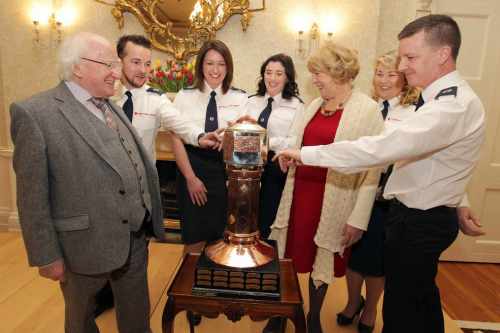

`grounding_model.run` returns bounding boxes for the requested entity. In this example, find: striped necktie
[90,97,117,130]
